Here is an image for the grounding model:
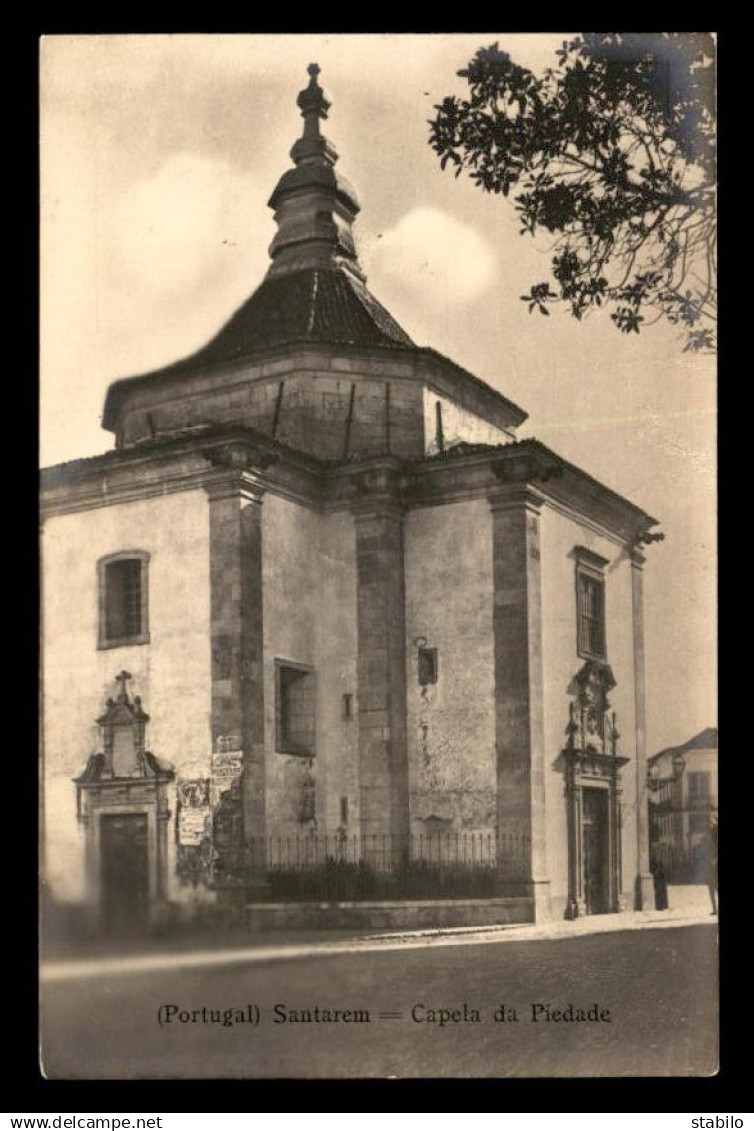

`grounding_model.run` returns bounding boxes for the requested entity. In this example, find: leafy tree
[429,34,716,351]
